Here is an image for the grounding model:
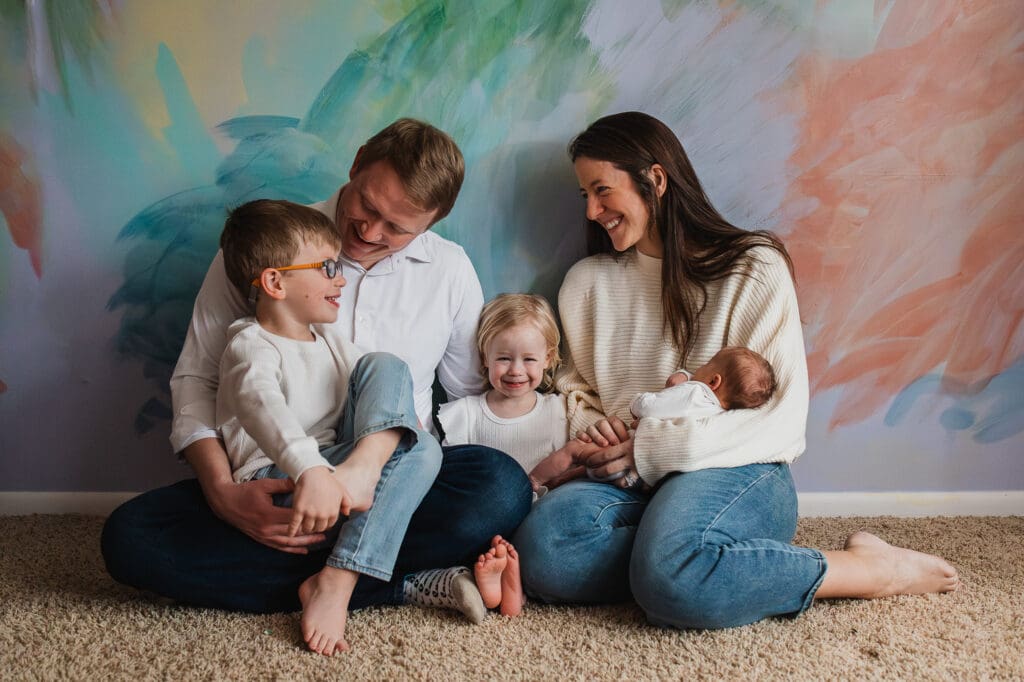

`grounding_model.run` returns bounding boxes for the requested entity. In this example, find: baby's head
[476,294,561,395]
[692,346,776,410]
[221,199,342,301]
